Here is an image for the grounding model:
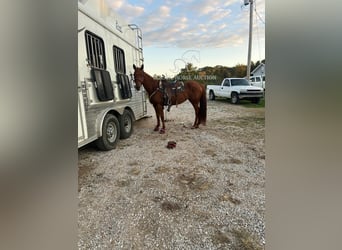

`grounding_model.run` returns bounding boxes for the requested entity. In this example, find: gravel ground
[78,99,265,250]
